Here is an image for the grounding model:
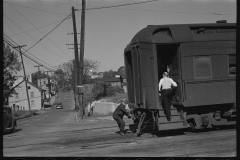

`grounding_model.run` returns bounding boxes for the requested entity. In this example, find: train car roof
[125,23,236,51]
